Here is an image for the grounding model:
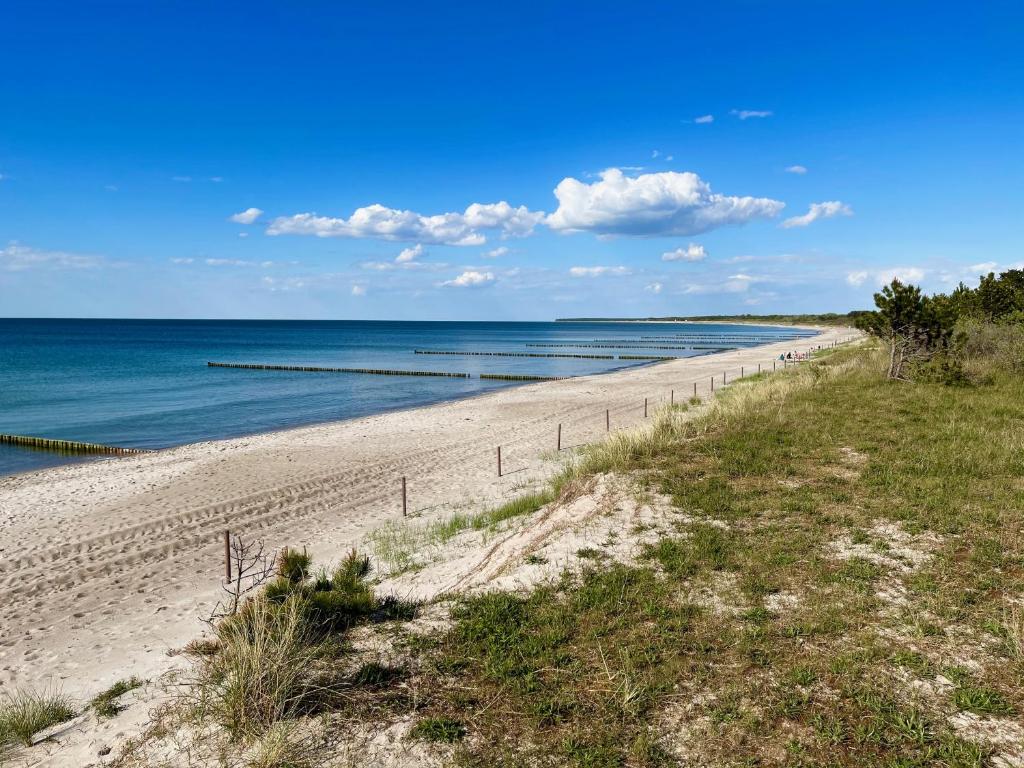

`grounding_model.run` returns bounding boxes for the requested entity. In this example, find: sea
[0,319,816,477]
